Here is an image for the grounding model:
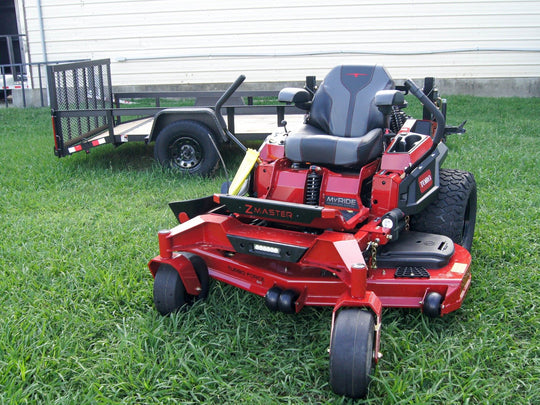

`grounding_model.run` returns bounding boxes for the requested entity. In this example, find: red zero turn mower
[148,65,476,398]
